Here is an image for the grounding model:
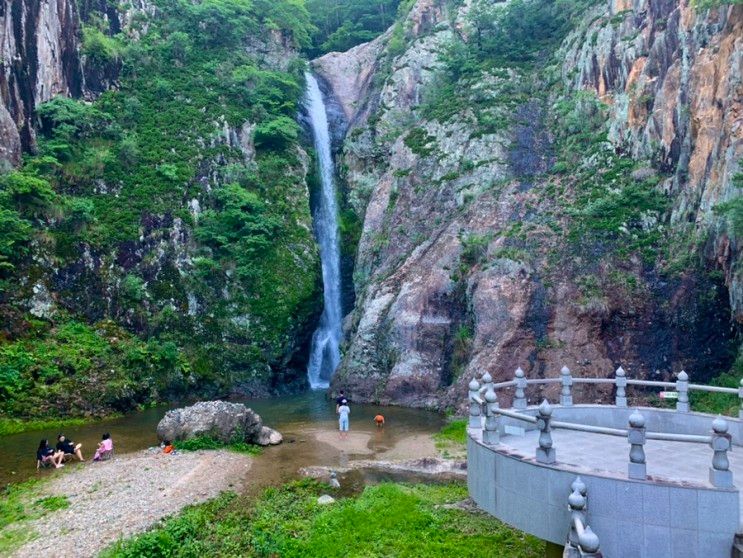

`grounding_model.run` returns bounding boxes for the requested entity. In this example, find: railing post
[567,477,587,550]
[566,476,602,558]
[468,378,481,429]
[480,371,493,396]
[615,366,627,407]
[513,367,527,410]
[536,399,556,464]
[483,388,500,445]
[560,366,573,407]
[709,416,733,488]
[738,378,743,419]
[676,370,689,413]
[627,410,647,480]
